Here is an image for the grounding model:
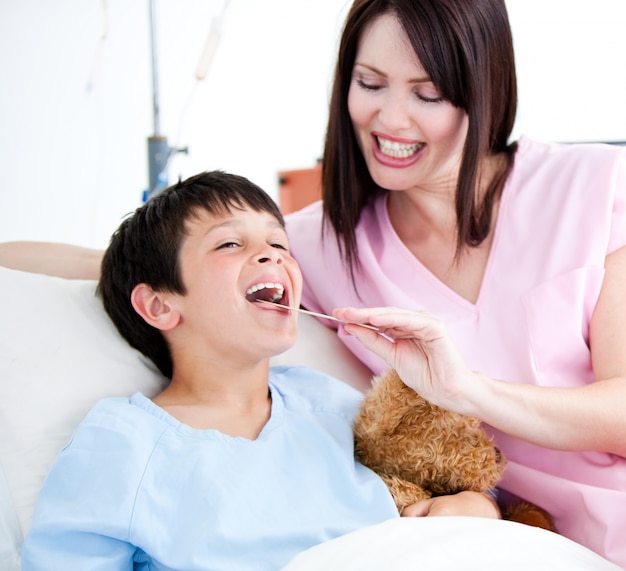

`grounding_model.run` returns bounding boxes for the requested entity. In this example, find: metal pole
[146,0,169,200]
[149,0,160,136]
